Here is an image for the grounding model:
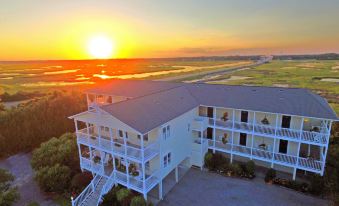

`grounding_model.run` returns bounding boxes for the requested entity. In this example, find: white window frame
[163,152,172,168]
